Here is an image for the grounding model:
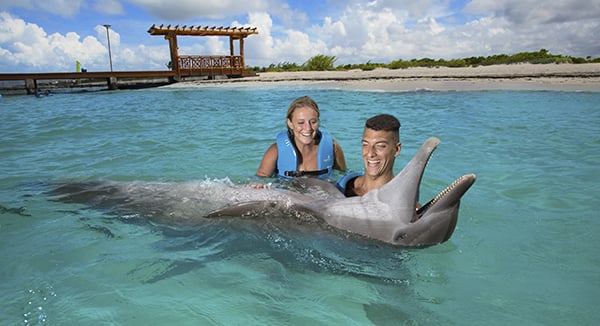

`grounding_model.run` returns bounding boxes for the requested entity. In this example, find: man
[336,114,401,197]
